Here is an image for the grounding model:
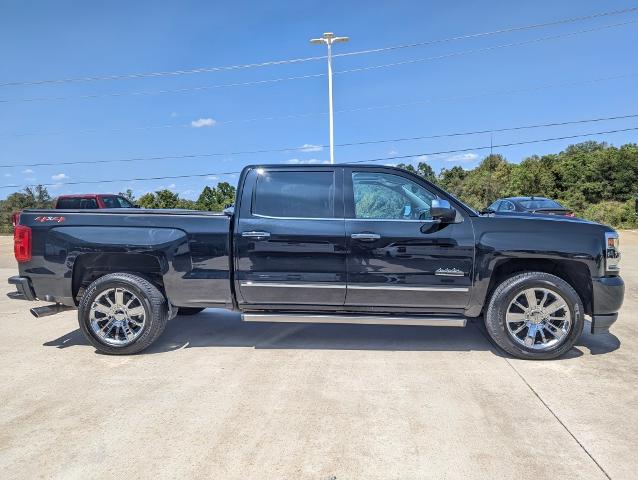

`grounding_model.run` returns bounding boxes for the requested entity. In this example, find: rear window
[518,199,564,210]
[253,171,335,218]
[56,197,98,209]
